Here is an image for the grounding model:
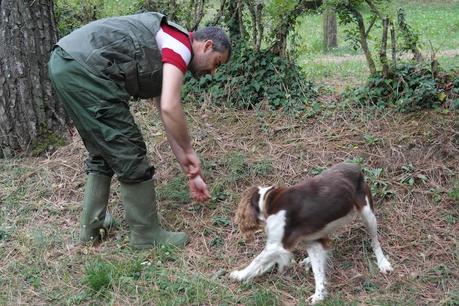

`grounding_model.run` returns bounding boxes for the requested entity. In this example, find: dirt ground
[1,98,457,304]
